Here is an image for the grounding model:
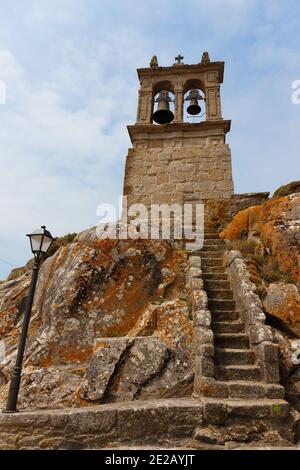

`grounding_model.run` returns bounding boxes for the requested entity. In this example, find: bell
[153,91,174,124]
[187,99,201,115]
[186,89,202,115]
